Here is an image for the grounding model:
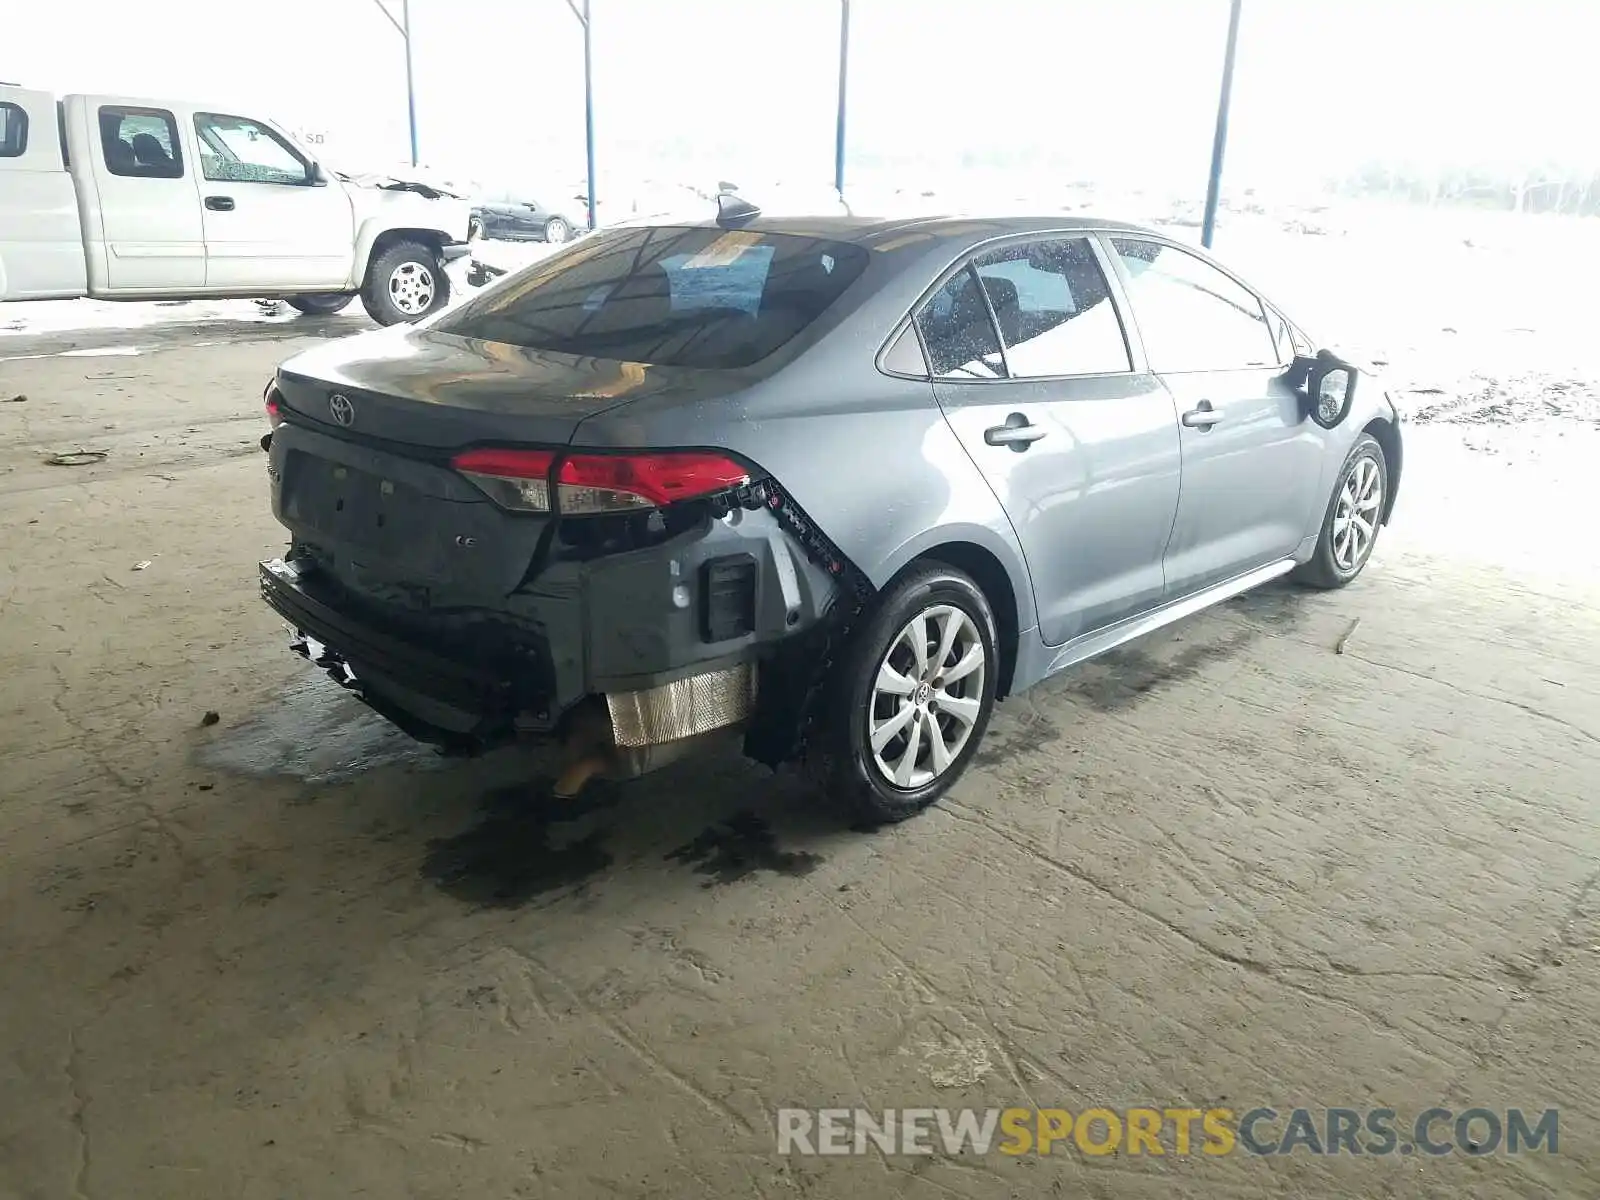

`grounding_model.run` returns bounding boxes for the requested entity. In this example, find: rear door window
[972,237,1130,377]
[437,226,869,369]
[0,102,27,158]
[914,267,1005,380]
[99,106,184,179]
[1109,238,1276,372]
